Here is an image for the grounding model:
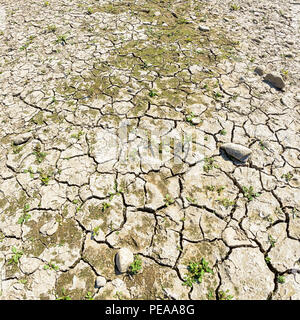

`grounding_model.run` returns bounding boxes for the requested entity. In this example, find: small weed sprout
[56,35,67,45]
[18,204,31,225]
[281,172,293,182]
[242,186,260,201]
[277,275,285,284]
[230,4,240,11]
[218,289,234,300]
[8,247,23,265]
[101,202,111,212]
[268,235,276,248]
[44,262,59,271]
[87,7,94,15]
[265,256,271,263]
[183,258,213,287]
[56,288,71,300]
[149,90,158,97]
[85,292,94,300]
[92,225,101,237]
[219,129,227,135]
[216,198,236,209]
[33,144,47,163]
[164,194,175,206]
[203,157,219,173]
[128,255,142,275]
